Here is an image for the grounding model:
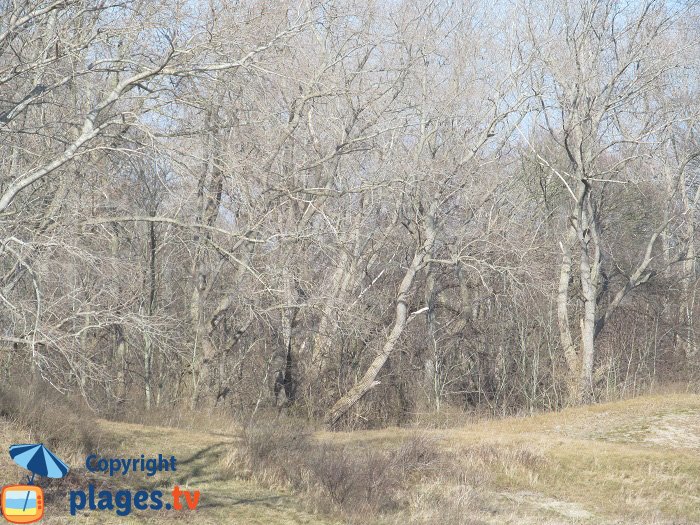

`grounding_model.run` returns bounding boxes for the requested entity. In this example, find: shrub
[0,381,106,462]
[240,419,440,519]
